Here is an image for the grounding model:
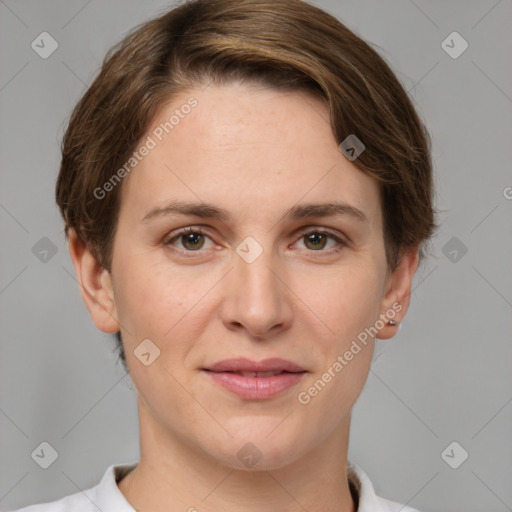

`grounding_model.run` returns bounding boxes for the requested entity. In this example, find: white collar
[79,460,421,512]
